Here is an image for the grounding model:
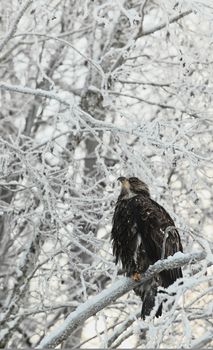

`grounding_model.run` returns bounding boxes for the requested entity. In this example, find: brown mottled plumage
[111,176,183,319]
